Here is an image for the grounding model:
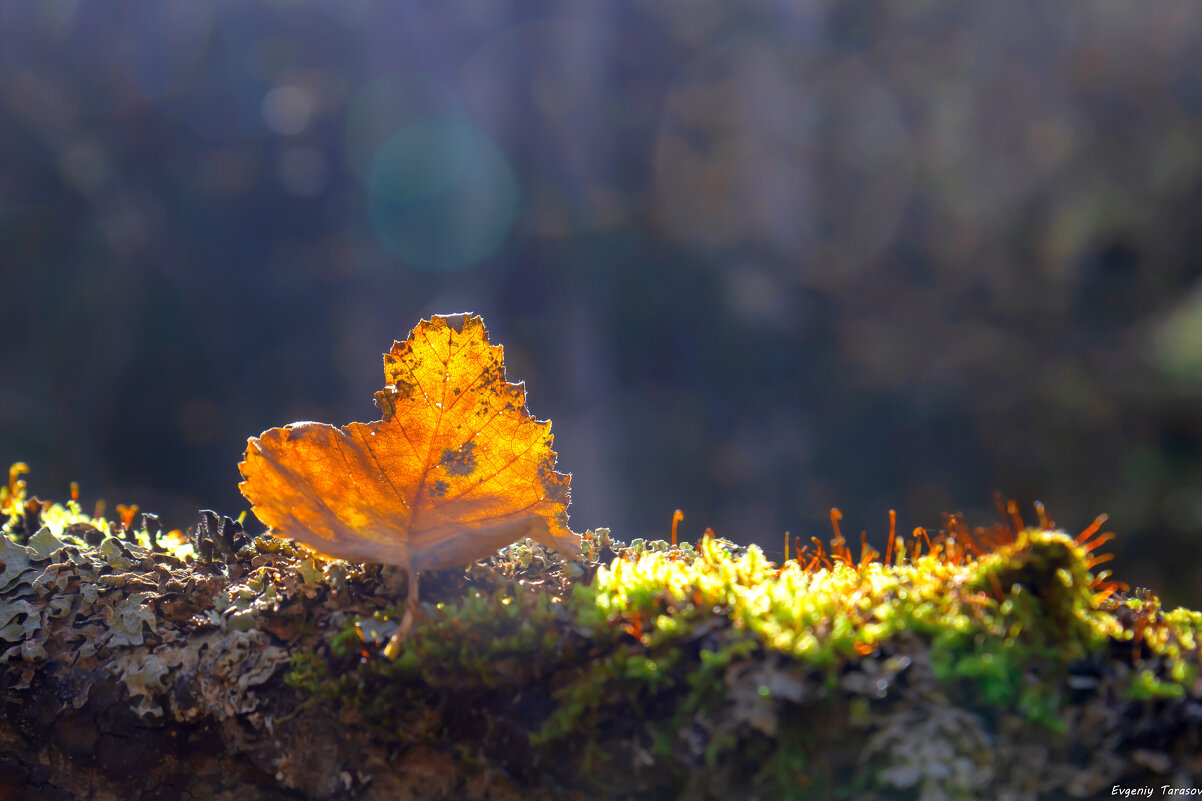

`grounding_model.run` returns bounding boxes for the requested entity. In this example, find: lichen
[3,464,1201,799]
